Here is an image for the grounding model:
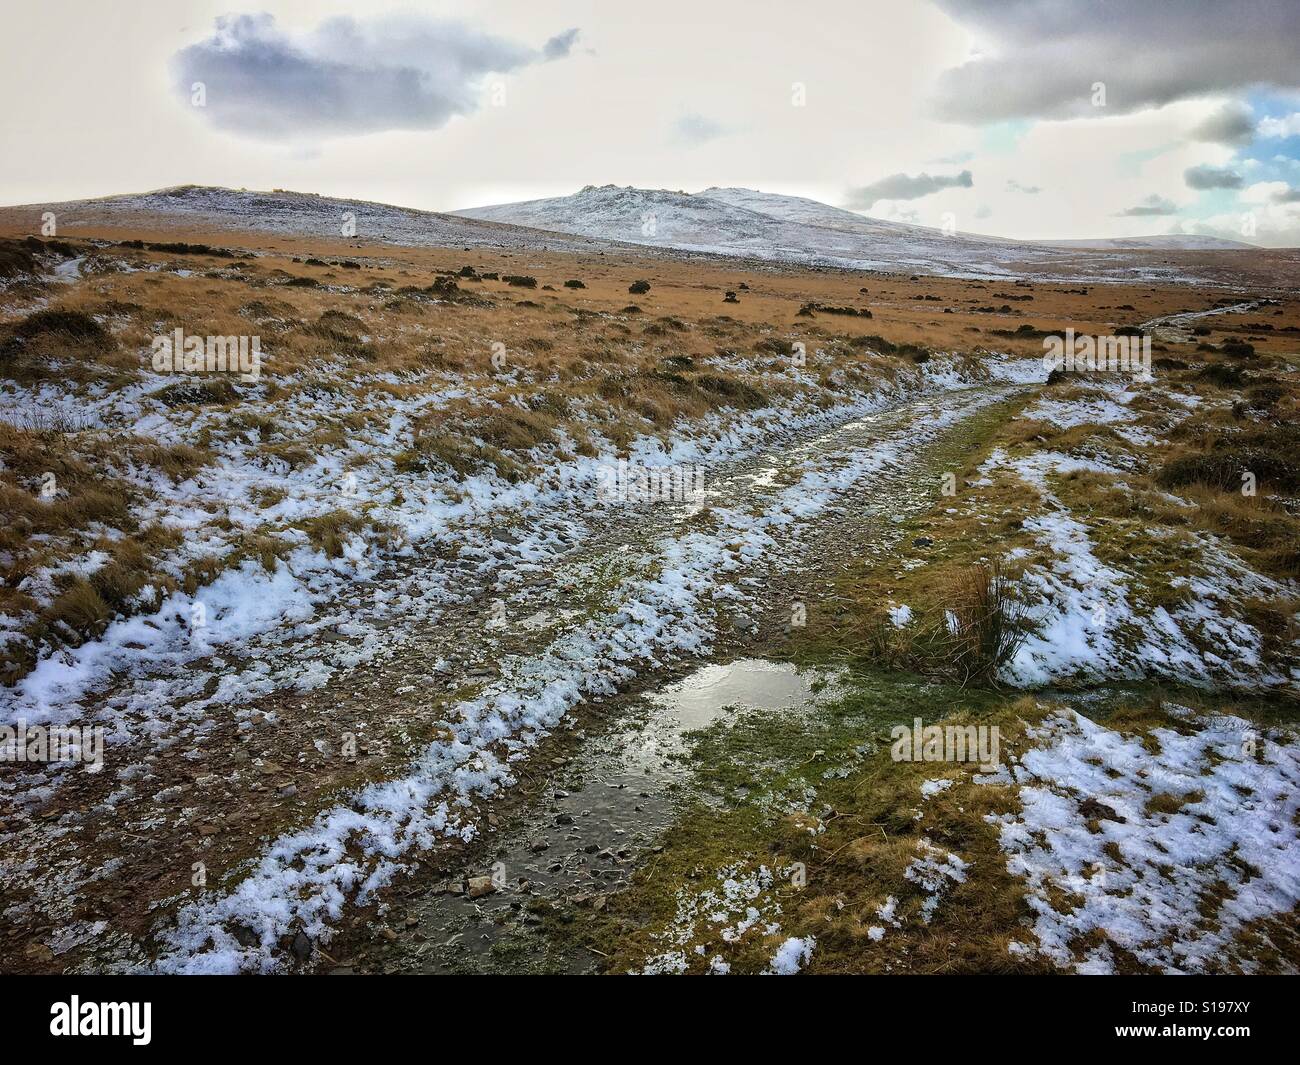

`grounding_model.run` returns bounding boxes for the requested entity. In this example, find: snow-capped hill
[696,186,919,237]
[457,184,791,250]
[0,184,613,253]
[457,183,1026,274]
[456,184,1220,281]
